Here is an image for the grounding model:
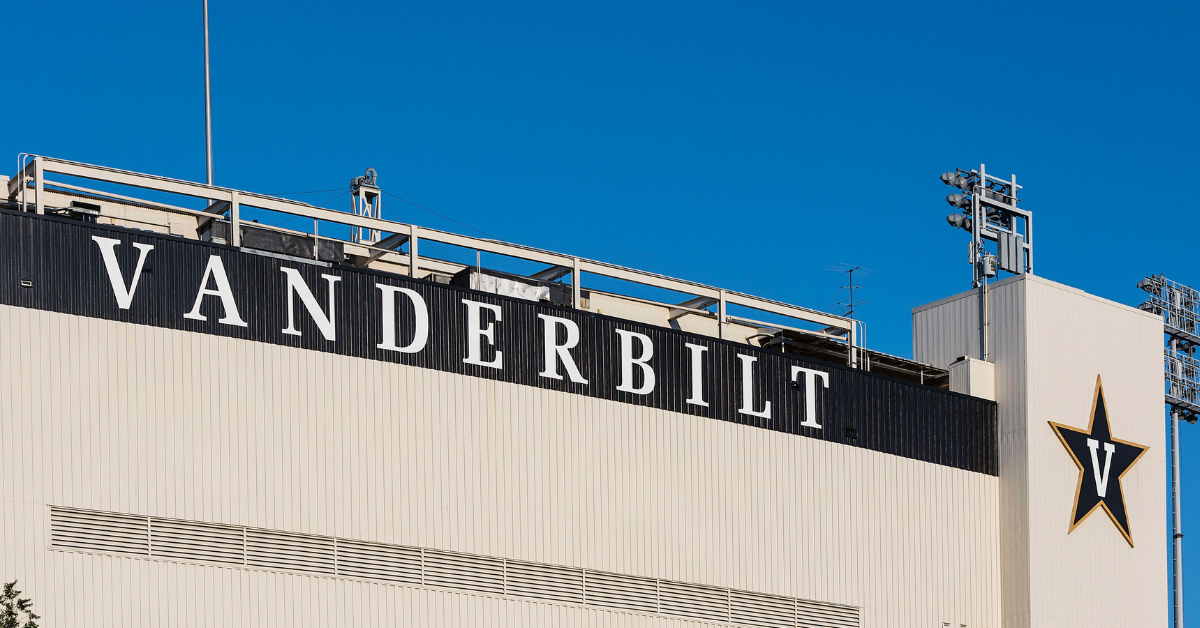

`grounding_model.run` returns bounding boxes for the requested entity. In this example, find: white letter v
[92,236,154,309]
[1087,438,1116,498]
